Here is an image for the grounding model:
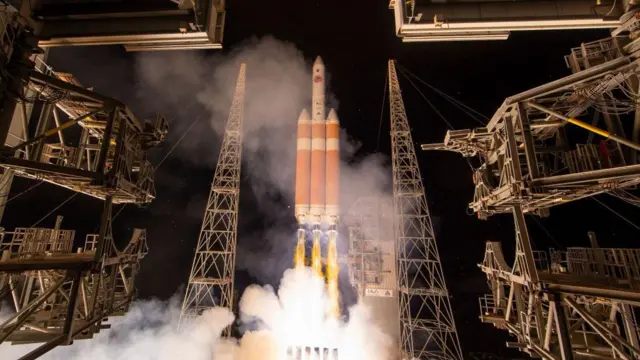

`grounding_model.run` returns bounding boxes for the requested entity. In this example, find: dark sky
[3,0,639,357]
